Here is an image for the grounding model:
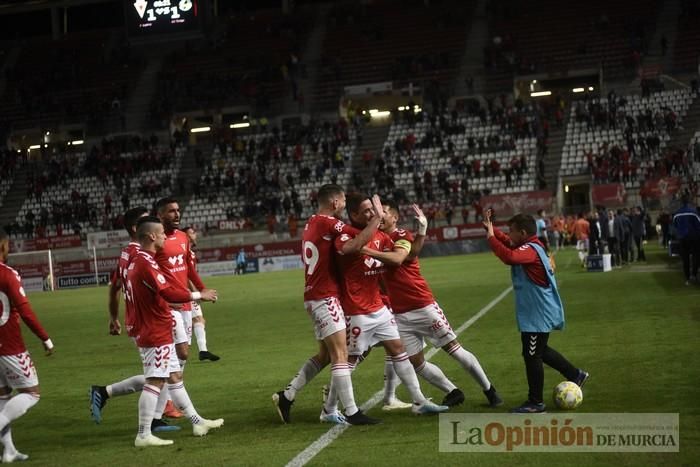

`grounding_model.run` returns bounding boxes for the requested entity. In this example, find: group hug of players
[0,185,588,459]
